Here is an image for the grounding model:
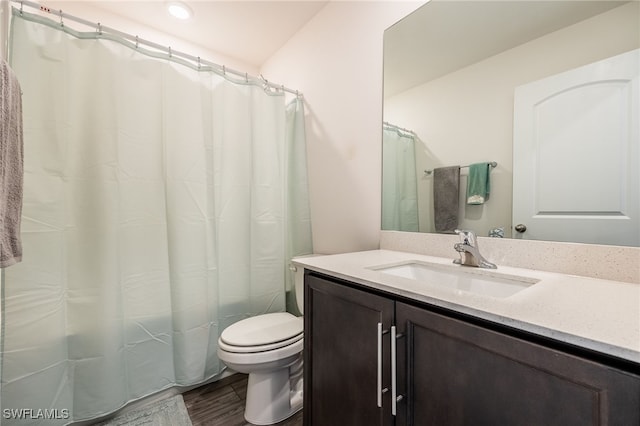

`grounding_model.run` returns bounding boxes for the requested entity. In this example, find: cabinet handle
[377,322,383,408]
[391,326,397,416]
[391,326,405,416]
